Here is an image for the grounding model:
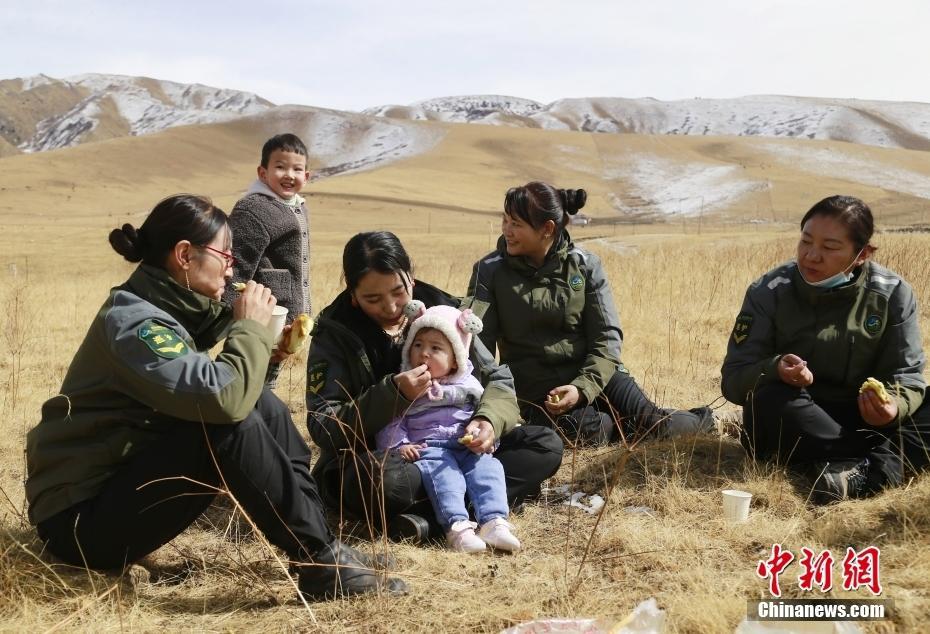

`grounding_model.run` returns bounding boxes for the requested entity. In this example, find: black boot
[341,542,396,571]
[386,513,432,543]
[807,458,870,505]
[297,540,408,600]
